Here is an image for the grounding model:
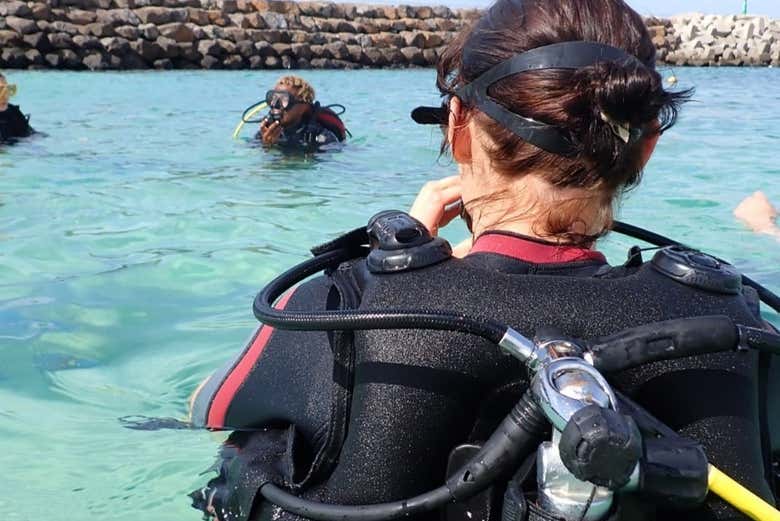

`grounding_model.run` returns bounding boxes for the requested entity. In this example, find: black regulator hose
[260,392,547,521]
[613,221,780,314]
[253,247,509,345]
